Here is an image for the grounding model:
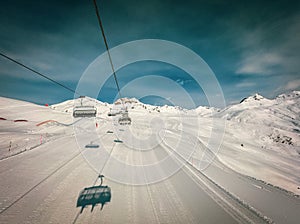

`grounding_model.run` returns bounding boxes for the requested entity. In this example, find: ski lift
[114,139,123,143]
[107,108,118,116]
[73,97,97,118]
[107,112,115,116]
[76,175,111,213]
[120,106,128,113]
[73,106,97,117]
[85,141,99,148]
[118,111,131,125]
